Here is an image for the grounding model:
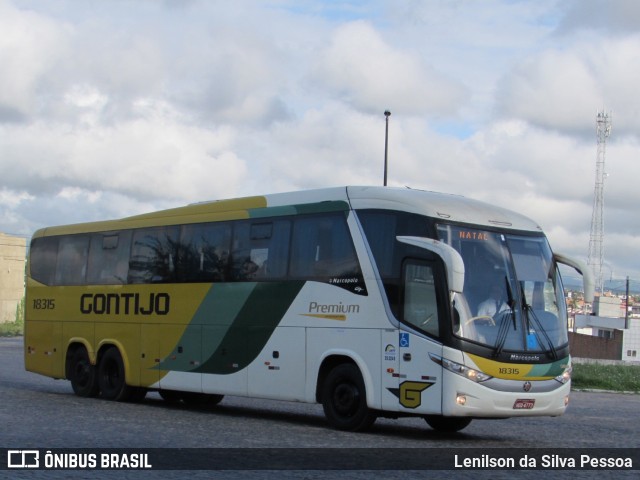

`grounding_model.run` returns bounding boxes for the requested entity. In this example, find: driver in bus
[477,284,508,318]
